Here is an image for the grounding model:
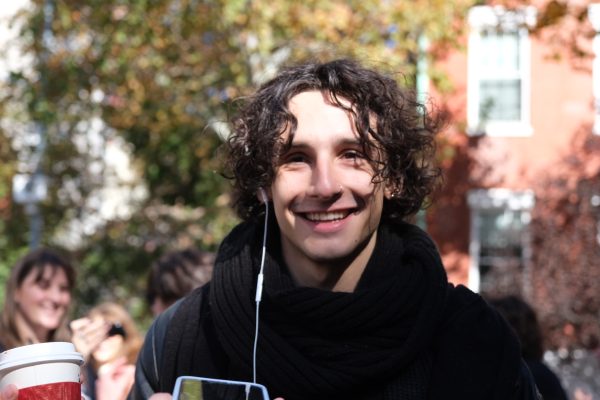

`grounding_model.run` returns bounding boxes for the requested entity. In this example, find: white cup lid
[0,342,83,372]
